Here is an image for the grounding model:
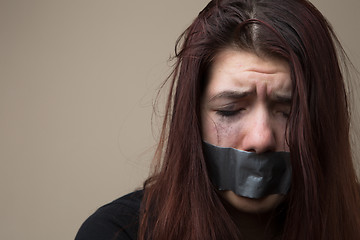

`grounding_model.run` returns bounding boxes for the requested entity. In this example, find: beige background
[1,1,359,239]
